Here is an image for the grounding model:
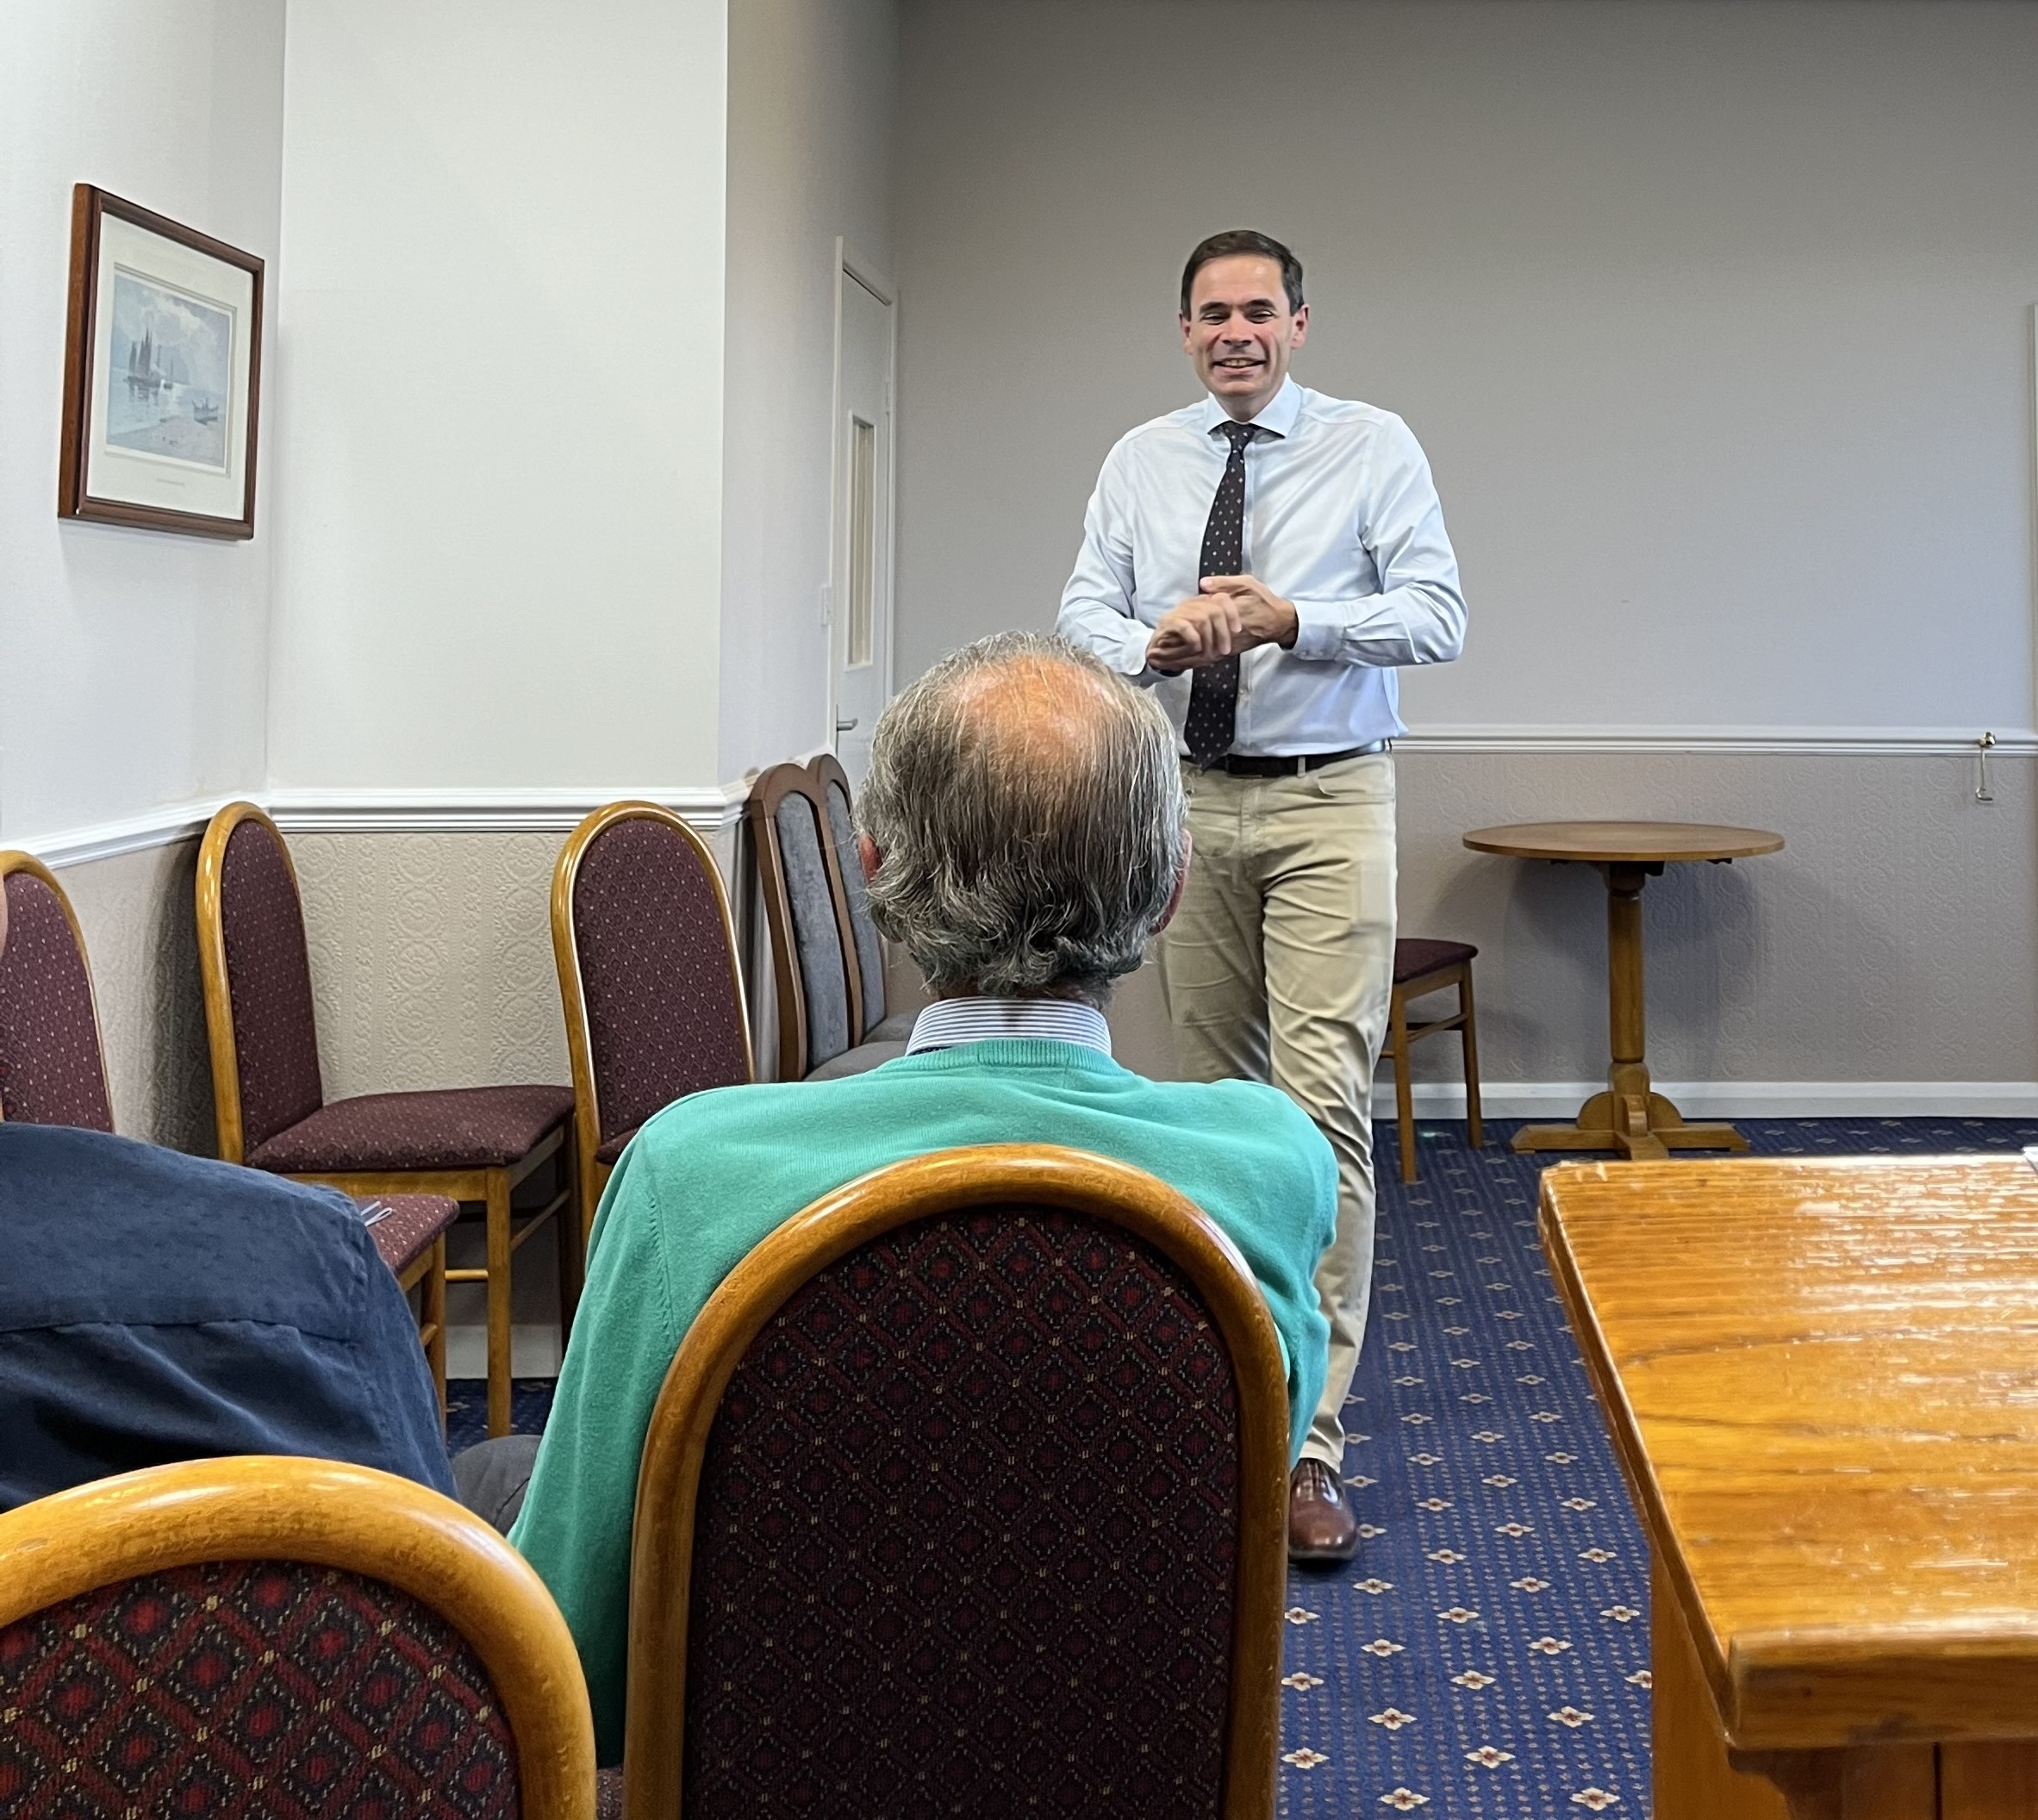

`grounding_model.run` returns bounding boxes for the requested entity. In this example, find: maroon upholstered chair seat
[0,862,115,1132]
[365,1194,462,1280]
[0,1557,520,1818]
[246,1084,576,1173]
[1393,936,1478,984]
[594,1126,636,1168]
